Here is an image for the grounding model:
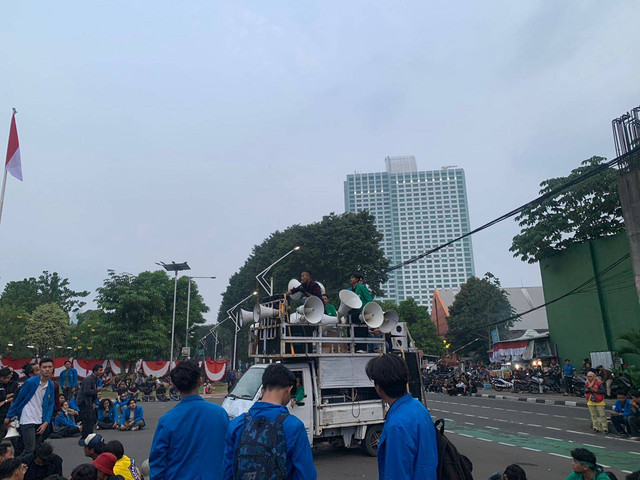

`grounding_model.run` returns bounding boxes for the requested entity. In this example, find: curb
[472,393,613,410]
